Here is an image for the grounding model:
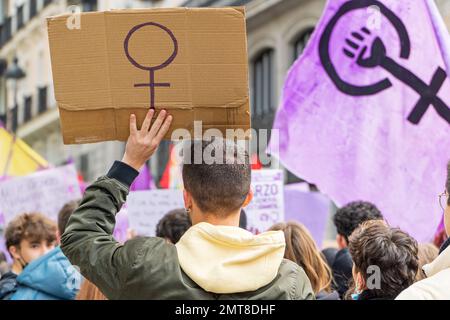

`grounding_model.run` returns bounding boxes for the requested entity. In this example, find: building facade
[0,0,184,182]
